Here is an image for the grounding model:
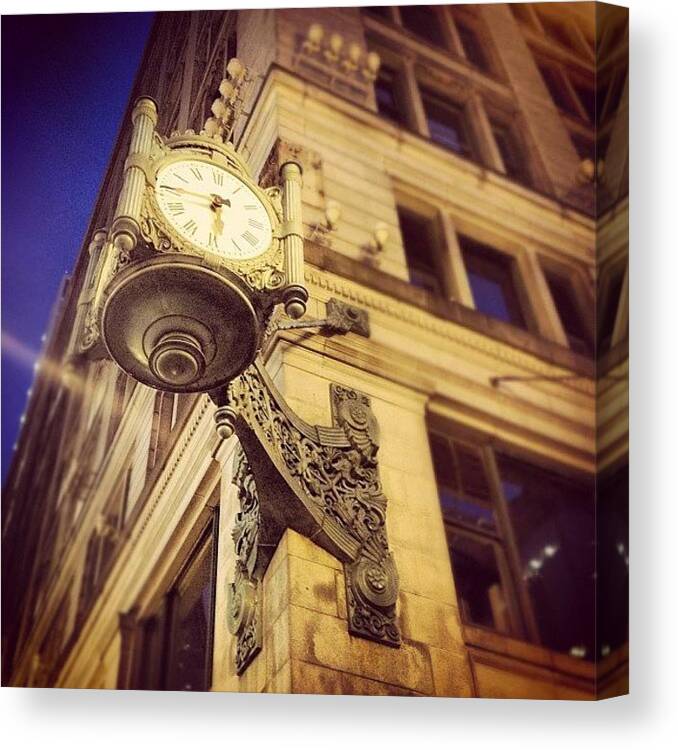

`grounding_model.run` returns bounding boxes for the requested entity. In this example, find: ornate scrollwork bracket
[226,446,263,675]
[216,356,401,675]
